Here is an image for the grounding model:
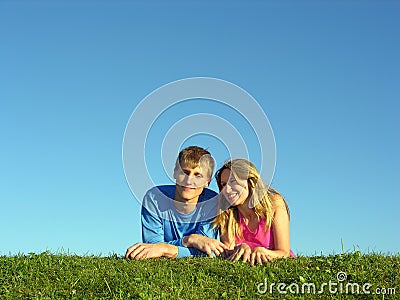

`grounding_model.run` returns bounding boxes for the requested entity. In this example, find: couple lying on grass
[126,146,295,266]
